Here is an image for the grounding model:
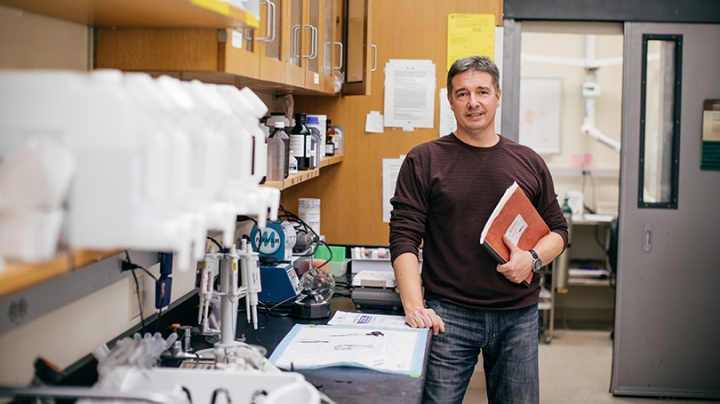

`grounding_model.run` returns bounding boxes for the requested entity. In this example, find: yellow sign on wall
[447,14,495,71]
[191,0,231,16]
